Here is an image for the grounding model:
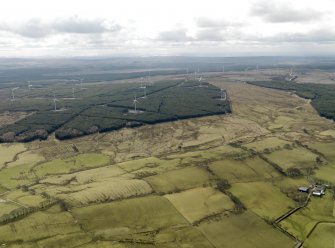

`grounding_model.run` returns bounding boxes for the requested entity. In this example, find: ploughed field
[0,79,230,142]
[0,74,335,247]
